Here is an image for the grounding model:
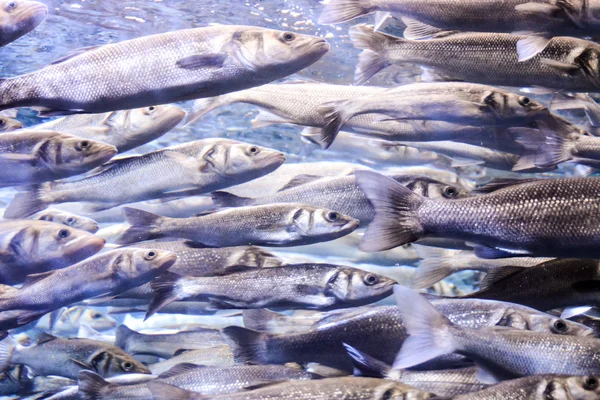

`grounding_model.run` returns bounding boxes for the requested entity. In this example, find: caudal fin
[147,381,208,400]
[77,370,110,400]
[114,324,138,352]
[412,258,456,289]
[343,343,391,378]
[392,285,456,370]
[220,326,268,364]
[349,24,393,85]
[318,0,369,25]
[146,272,184,320]
[184,95,237,126]
[116,207,165,244]
[0,334,15,371]
[355,171,424,252]
[317,101,352,149]
[4,185,49,219]
[211,191,253,207]
[550,93,600,127]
